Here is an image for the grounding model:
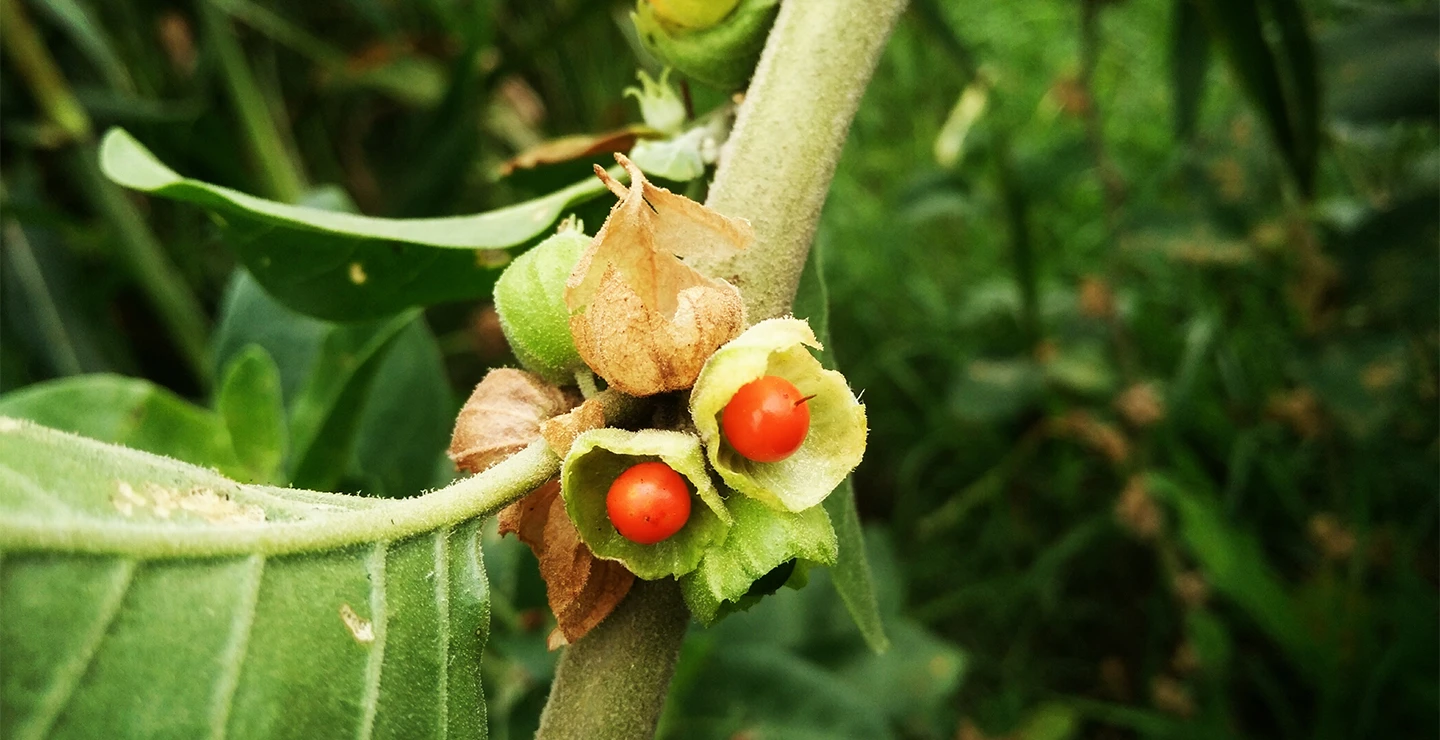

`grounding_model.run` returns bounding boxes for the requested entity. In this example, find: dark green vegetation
[2,0,1436,738]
